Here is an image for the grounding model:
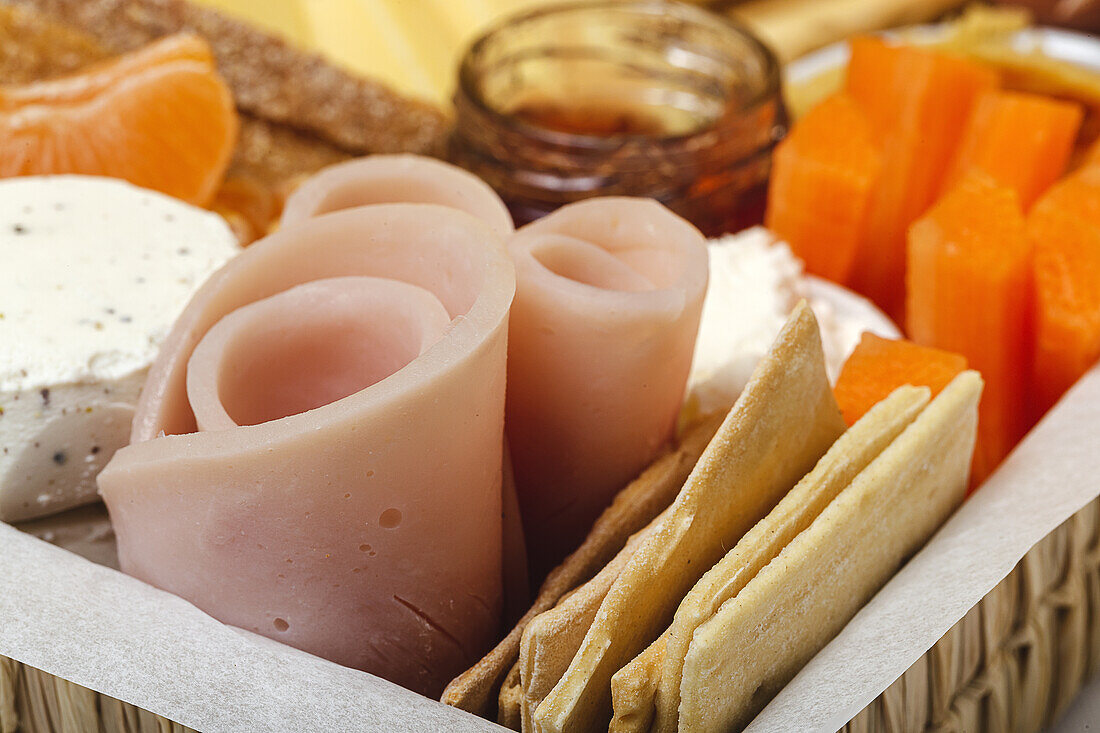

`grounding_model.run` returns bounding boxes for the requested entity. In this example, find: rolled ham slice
[98,202,516,698]
[281,154,515,237]
[506,198,709,576]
